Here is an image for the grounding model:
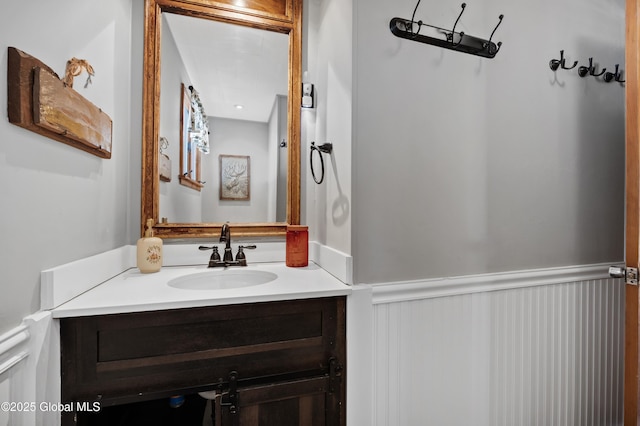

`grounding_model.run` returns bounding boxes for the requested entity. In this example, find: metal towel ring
[310,142,333,184]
